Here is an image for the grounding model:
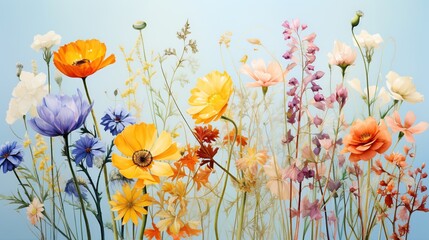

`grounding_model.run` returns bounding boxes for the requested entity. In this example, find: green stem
[214,116,238,240]
[138,186,148,240]
[352,29,371,117]
[63,135,91,240]
[46,58,57,240]
[237,192,247,240]
[81,78,118,240]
